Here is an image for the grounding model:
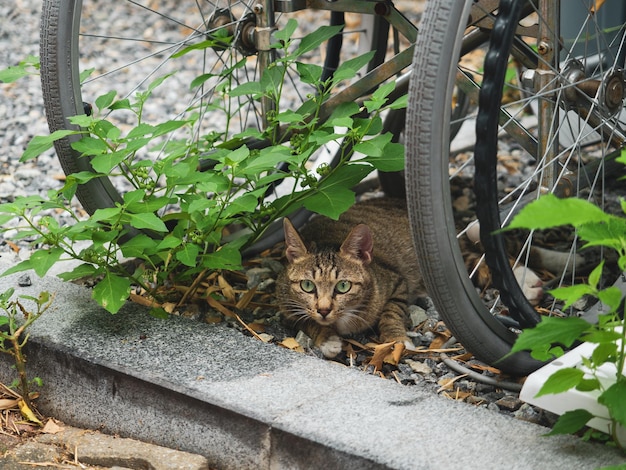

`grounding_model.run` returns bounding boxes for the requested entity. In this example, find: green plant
[505,193,626,452]
[0,20,405,316]
[0,288,51,417]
